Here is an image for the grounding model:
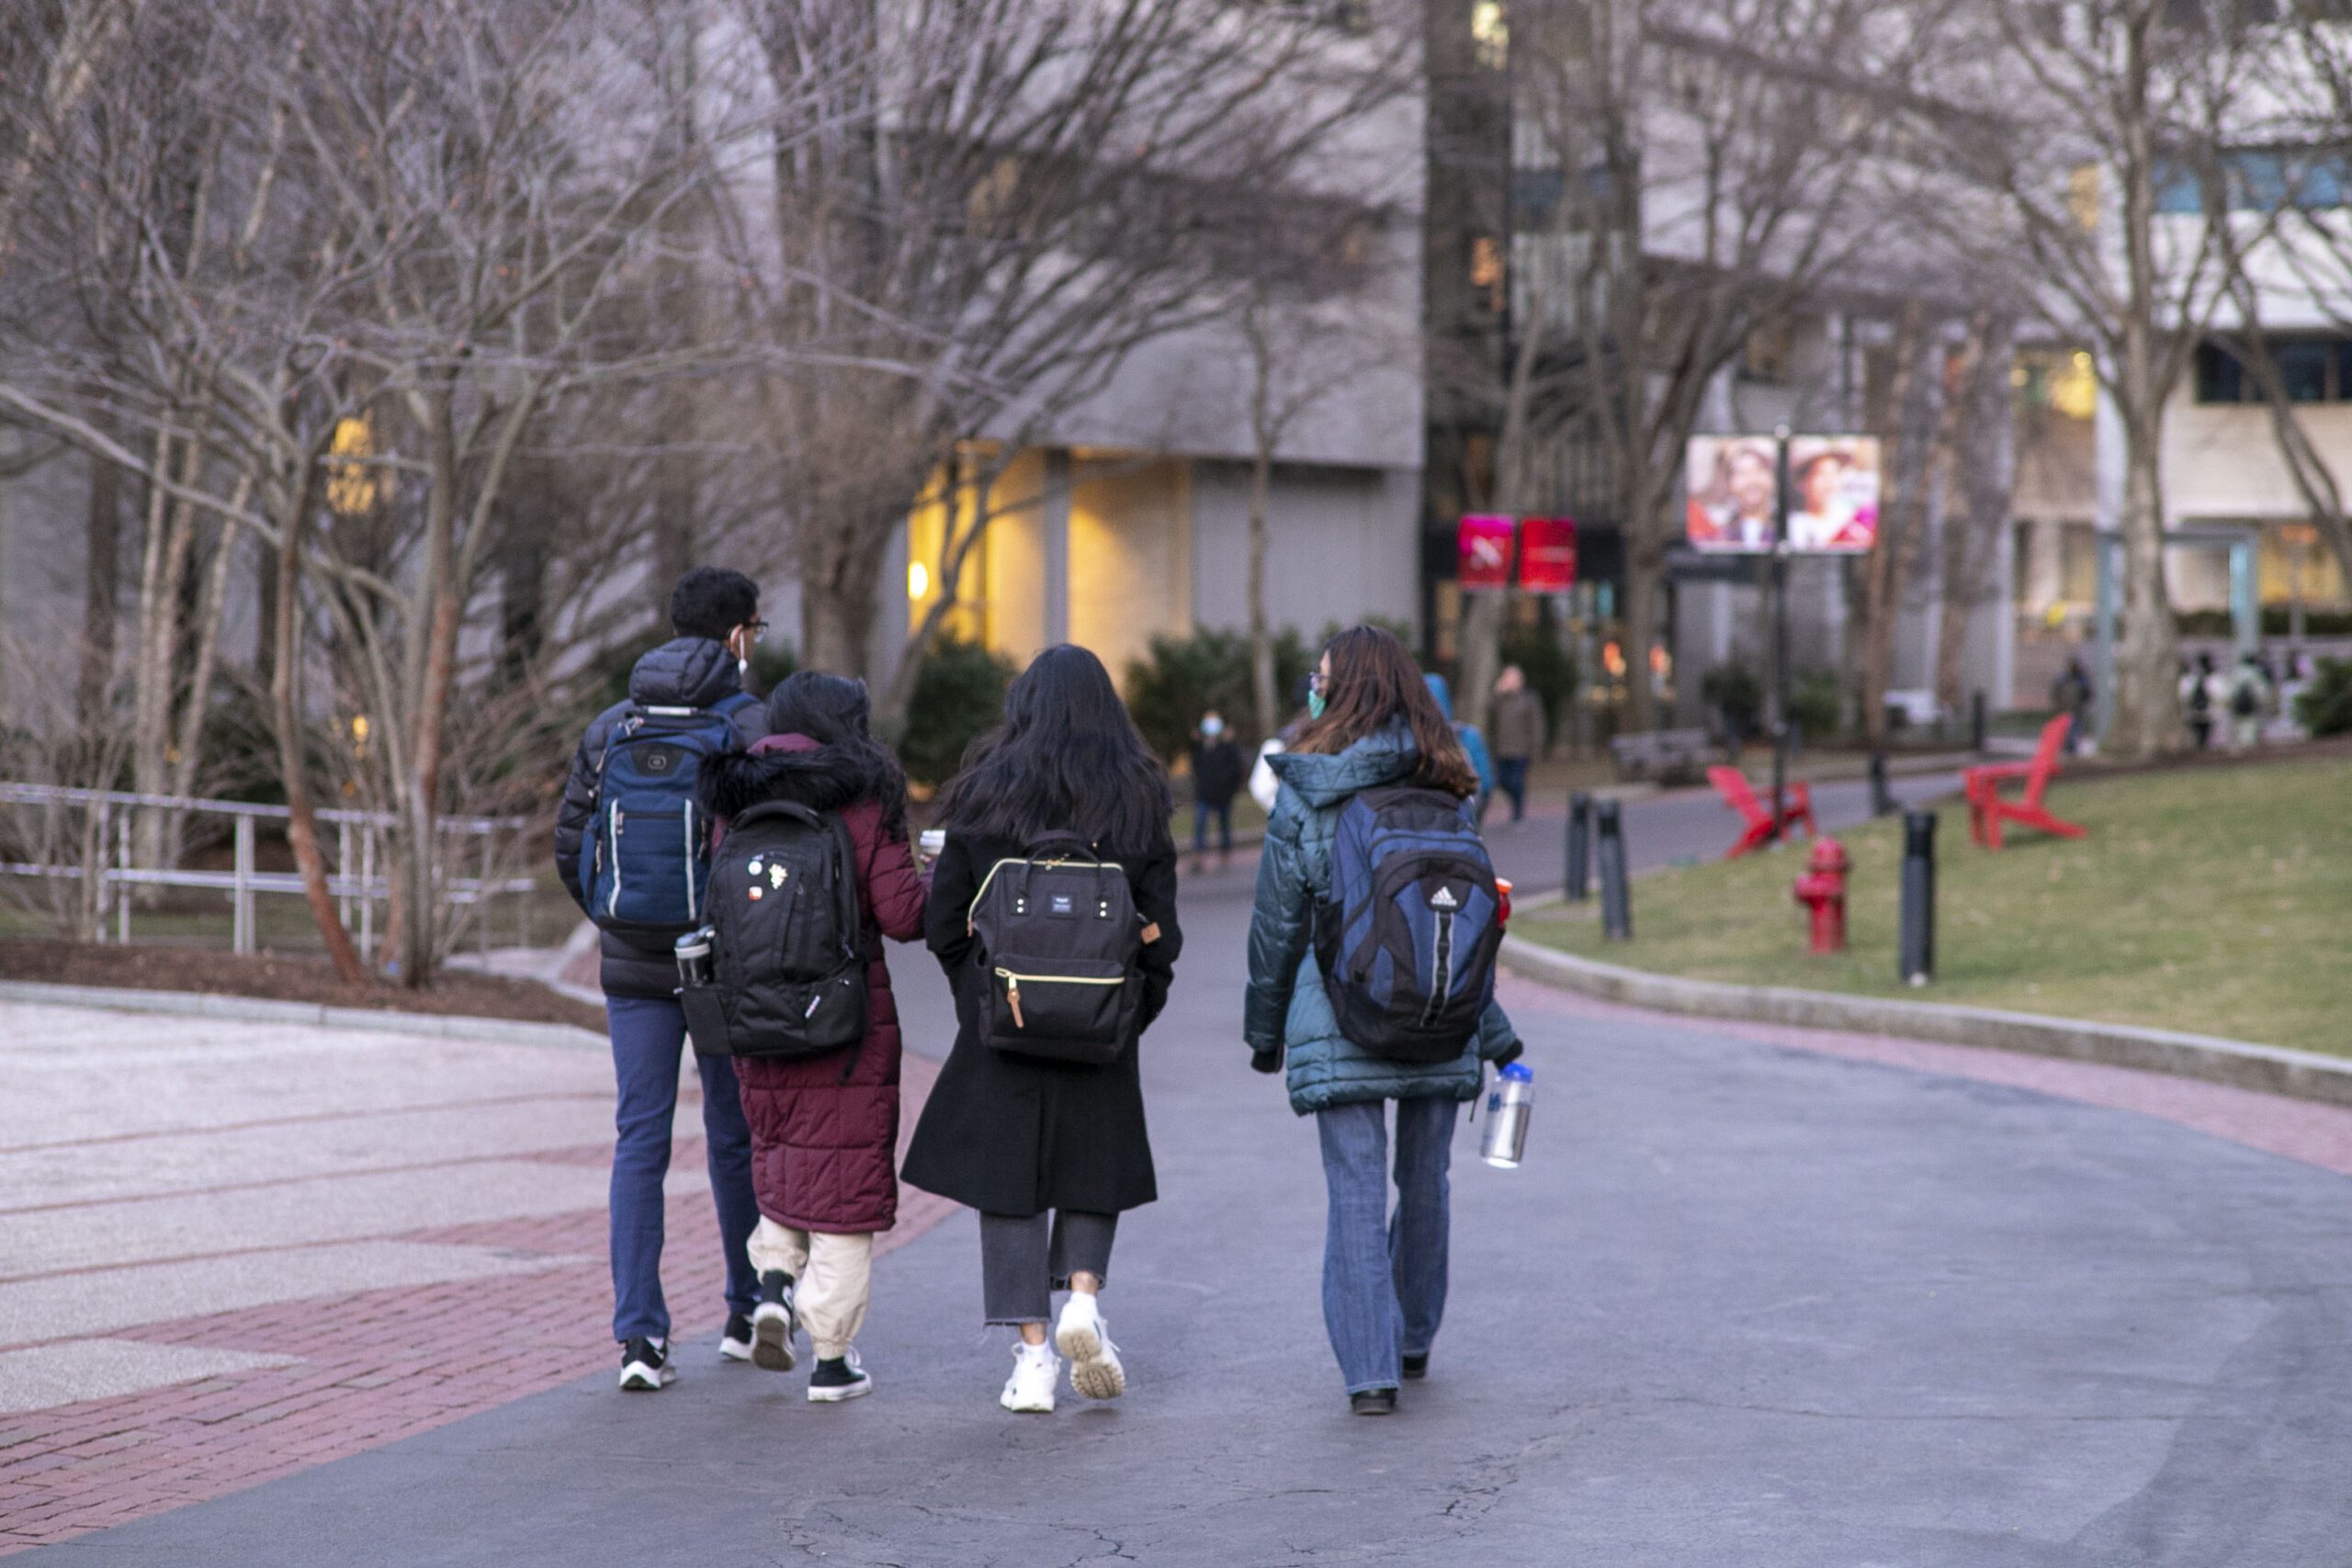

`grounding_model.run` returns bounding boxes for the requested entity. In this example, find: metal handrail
[0,781,543,956]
